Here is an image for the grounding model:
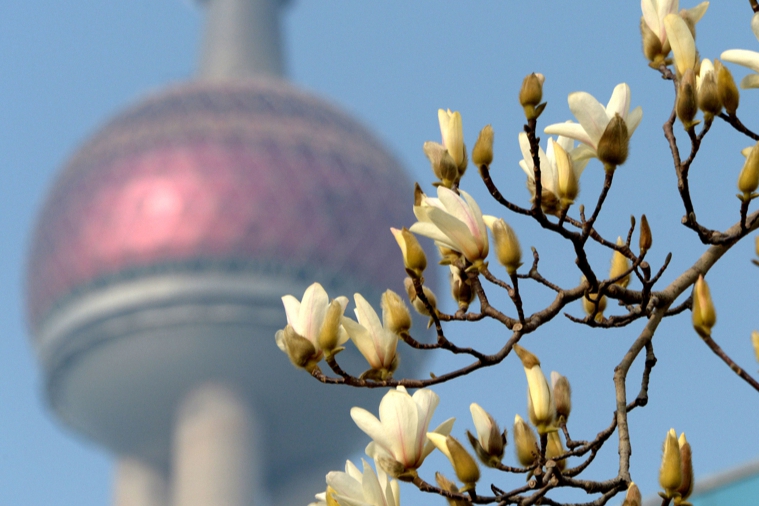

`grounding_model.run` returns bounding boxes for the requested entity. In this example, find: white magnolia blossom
[410,186,489,266]
[641,0,679,49]
[350,386,455,474]
[438,109,465,167]
[517,132,589,205]
[544,83,642,161]
[325,459,400,506]
[721,13,759,89]
[341,293,399,376]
